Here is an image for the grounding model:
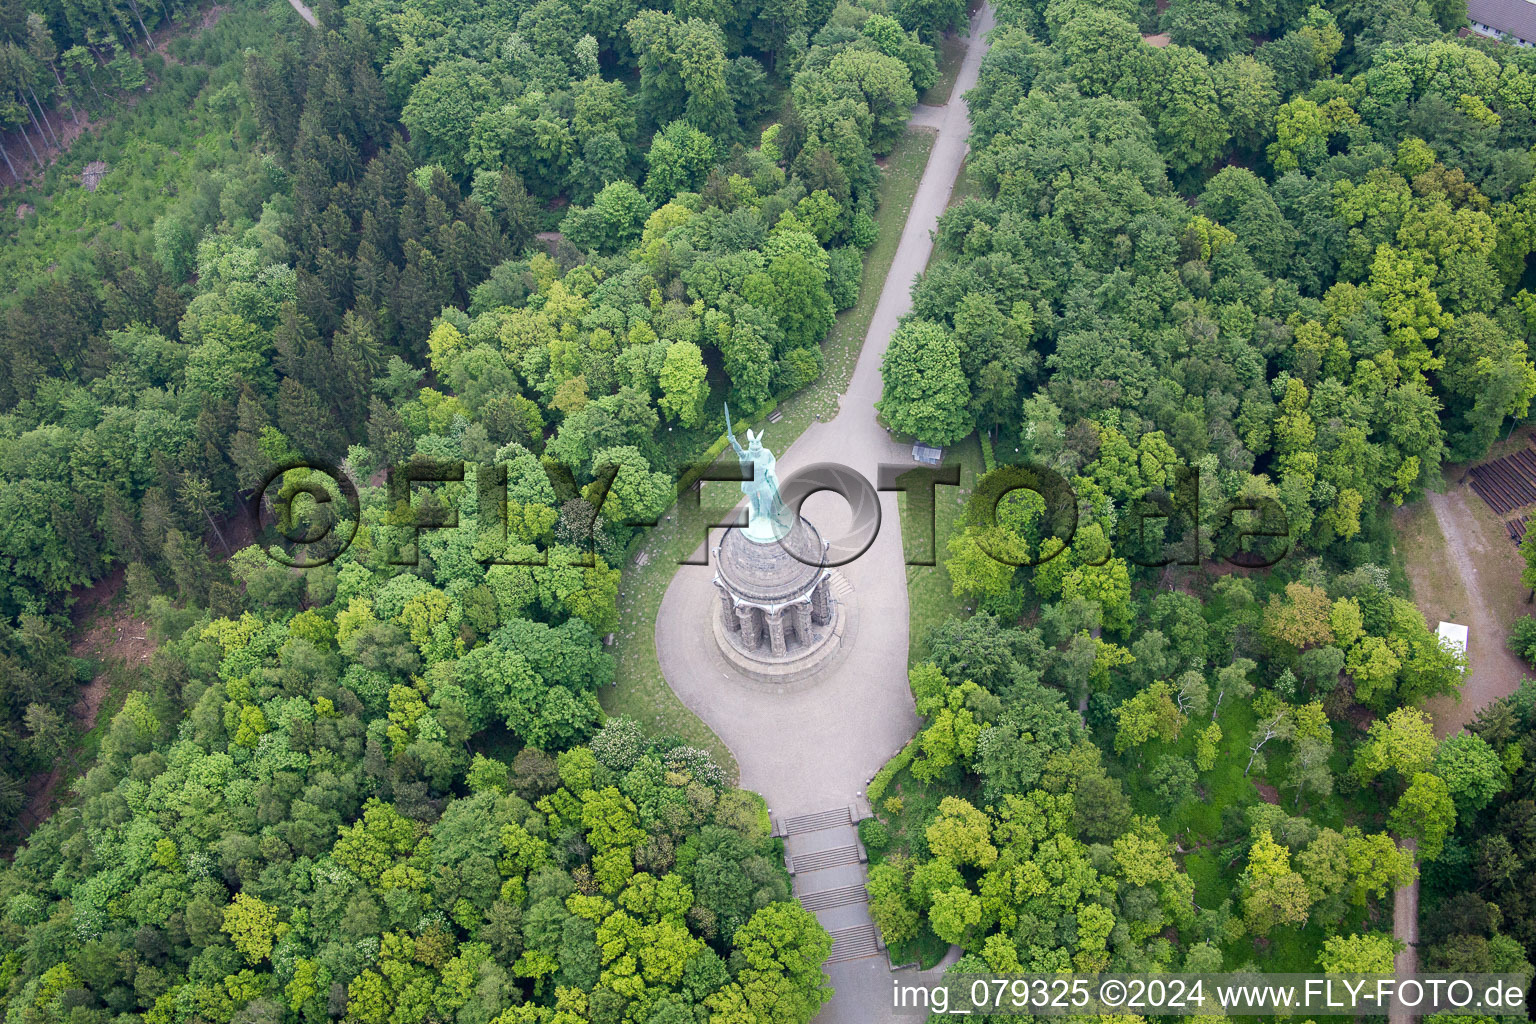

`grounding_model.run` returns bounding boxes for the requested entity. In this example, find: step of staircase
[779,806,852,836]
[798,883,869,912]
[789,844,862,874]
[825,923,882,963]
